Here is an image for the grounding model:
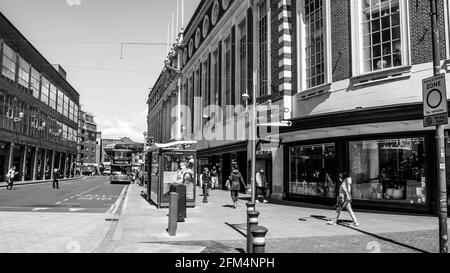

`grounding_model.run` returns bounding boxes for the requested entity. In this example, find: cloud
[96,115,145,142]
